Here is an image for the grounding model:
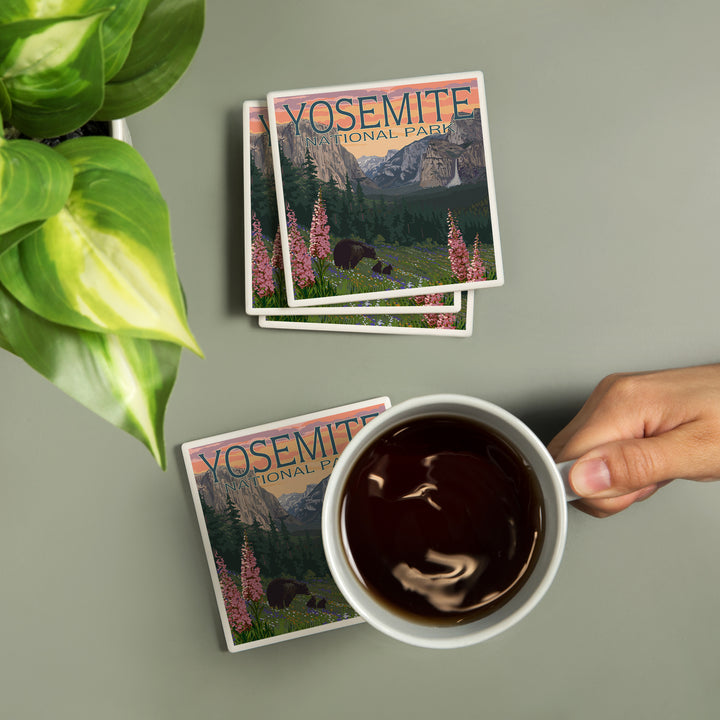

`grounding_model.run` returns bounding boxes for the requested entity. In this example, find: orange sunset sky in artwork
[250,75,481,160]
[188,403,387,497]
